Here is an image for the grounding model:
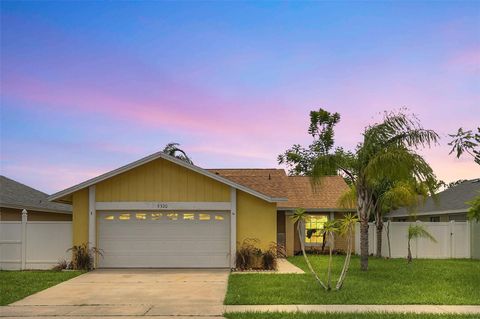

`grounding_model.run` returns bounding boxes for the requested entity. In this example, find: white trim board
[48,151,286,204]
[95,201,232,211]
